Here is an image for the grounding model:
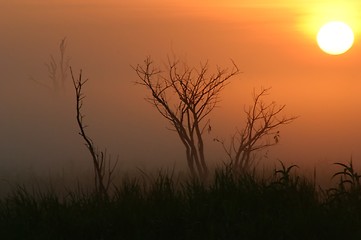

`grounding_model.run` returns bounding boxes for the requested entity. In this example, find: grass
[1,162,361,239]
